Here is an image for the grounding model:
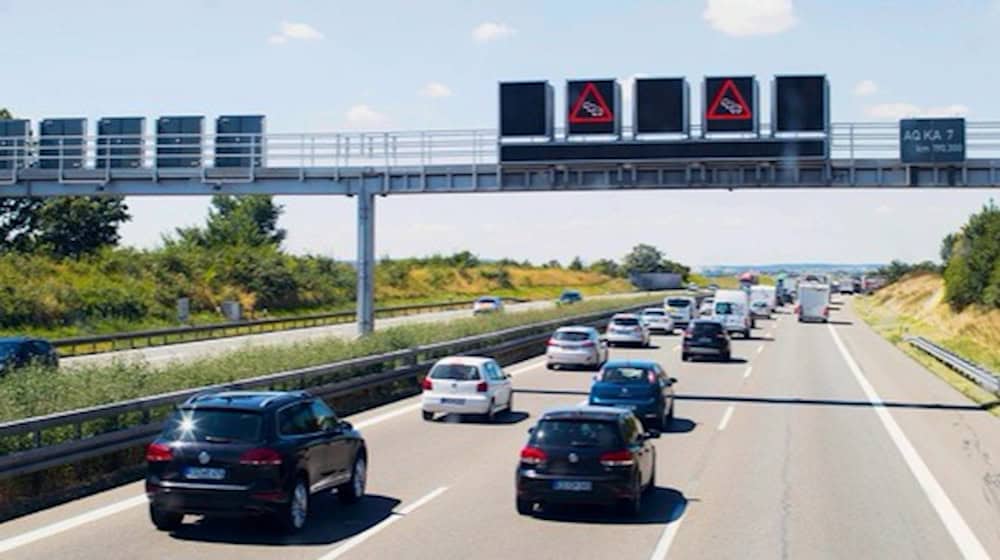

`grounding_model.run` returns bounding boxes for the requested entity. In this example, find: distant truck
[796,283,830,323]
